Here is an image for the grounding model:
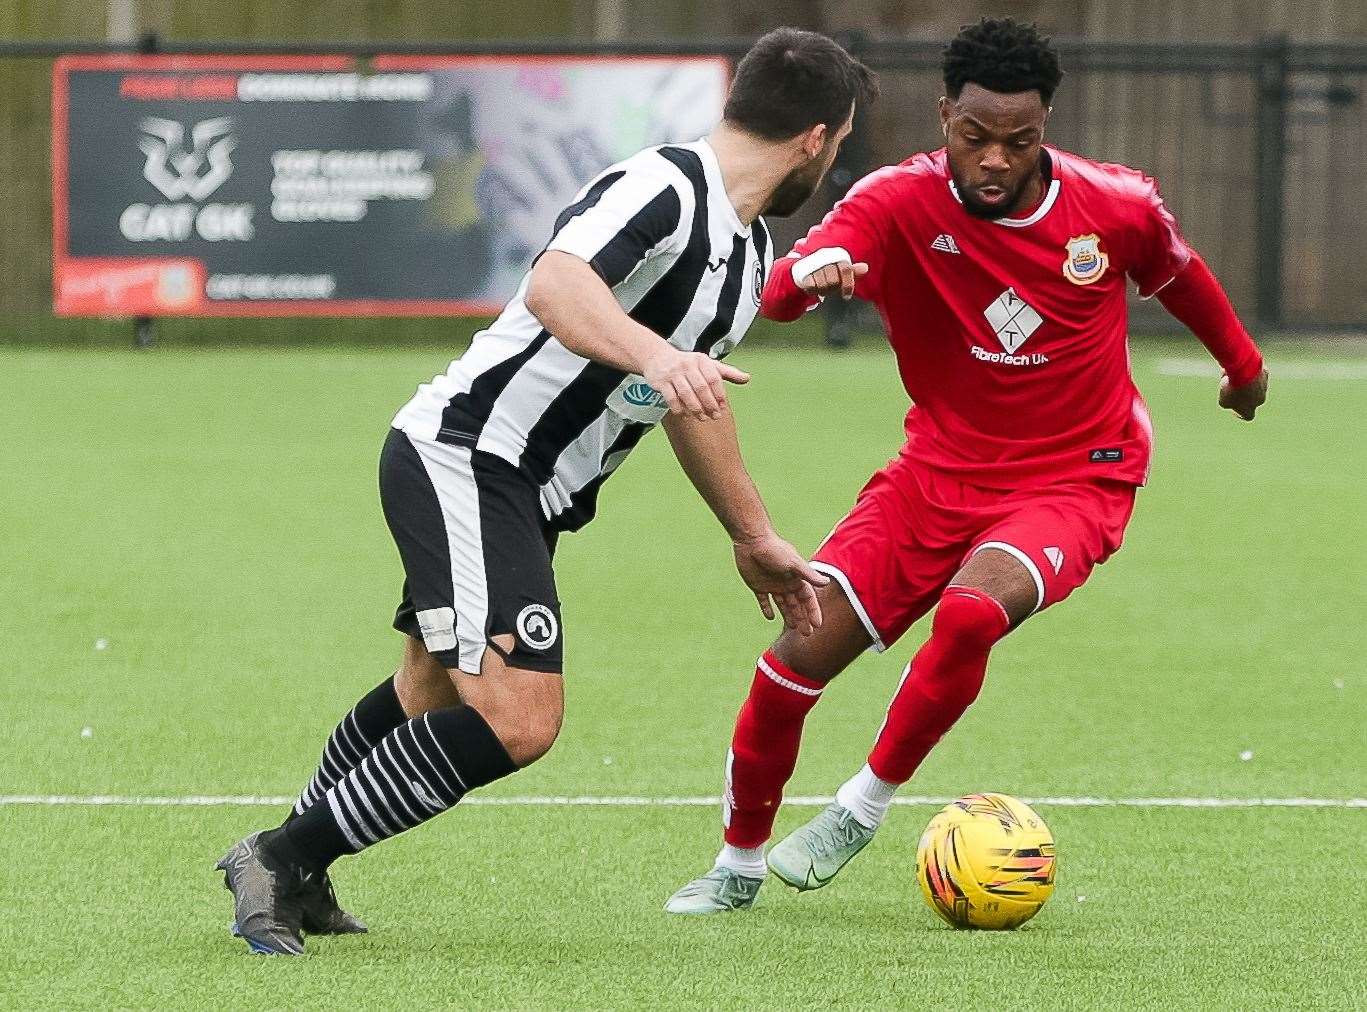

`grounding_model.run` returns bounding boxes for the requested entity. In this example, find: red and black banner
[52,54,728,317]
